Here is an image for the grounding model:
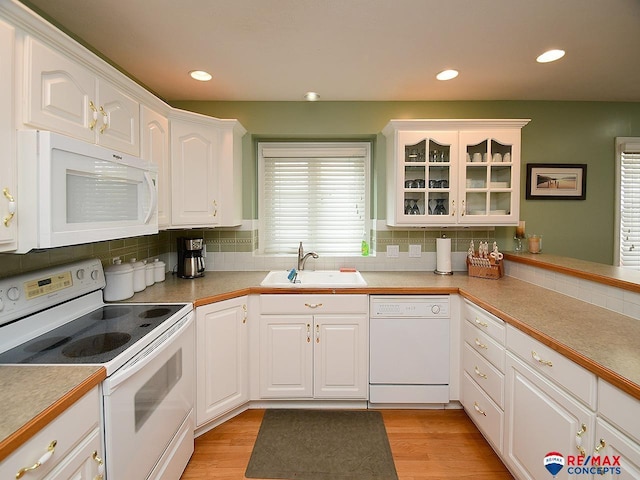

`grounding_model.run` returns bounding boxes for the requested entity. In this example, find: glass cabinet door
[459,130,520,224]
[396,131,458,225]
